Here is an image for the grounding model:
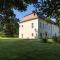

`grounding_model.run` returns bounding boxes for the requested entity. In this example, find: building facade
[19,12,59,39]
